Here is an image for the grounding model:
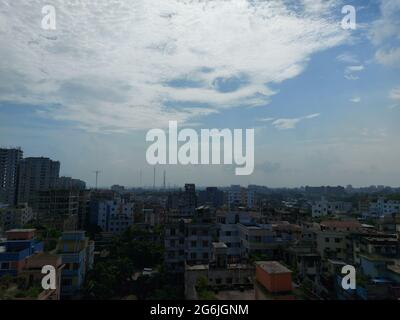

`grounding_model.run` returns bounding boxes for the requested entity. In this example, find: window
[202,241,209,247]
[1,262,10,270]
[62,278,73,286]
[190,253,196,259]
[335,238,341,243]
[215,278,222,284]
[191,241,196,247]
[203,252,209,259]
[325,238,330,243]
